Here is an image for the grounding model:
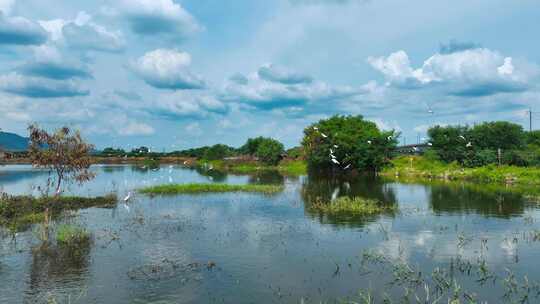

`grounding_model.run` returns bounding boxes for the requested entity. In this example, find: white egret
[333,145,338,148]
[331,158,340,165]
[123,191,132,202]
[459,135,466,140]
[367,140,372,144]
[427,142,433,146]
[321,133,328,138]
[343,164,351,170]
[331,187,340,202]
[466,142,473,147]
